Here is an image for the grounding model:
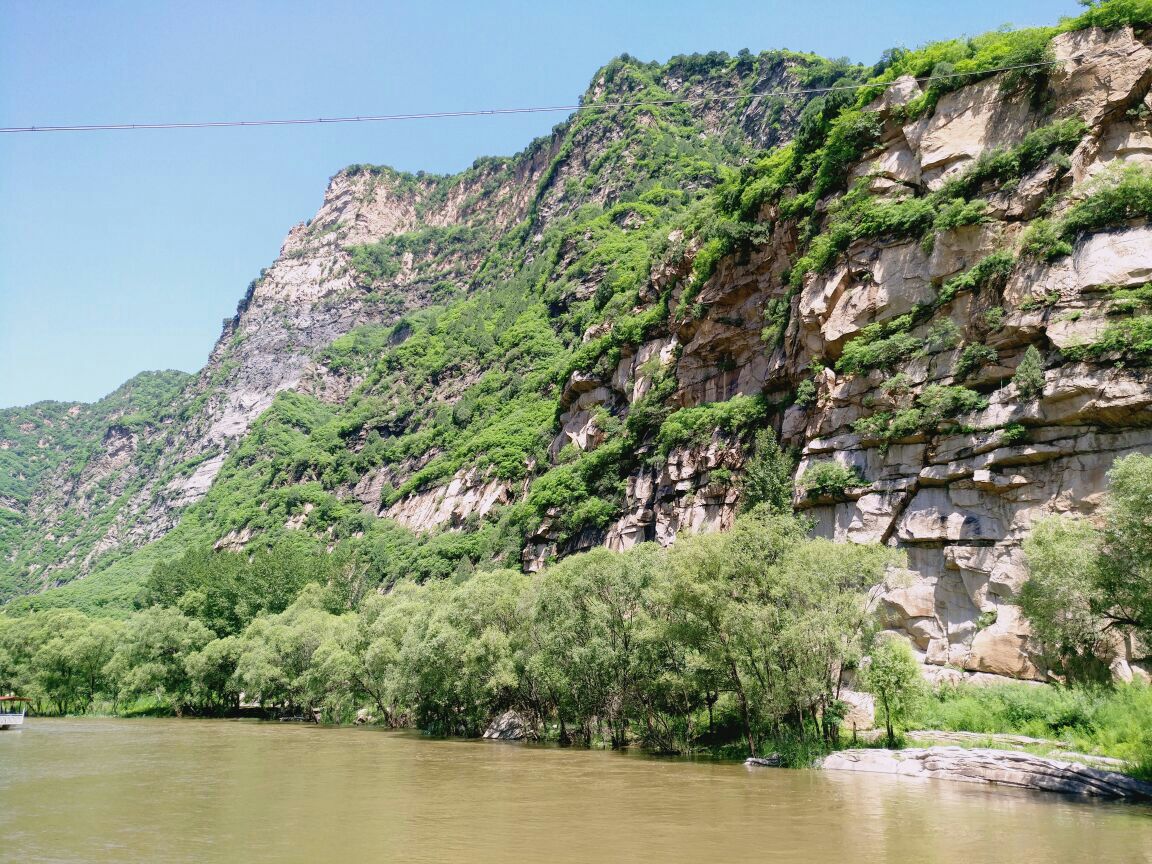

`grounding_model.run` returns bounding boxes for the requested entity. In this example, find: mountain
[5,2,1152,684]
